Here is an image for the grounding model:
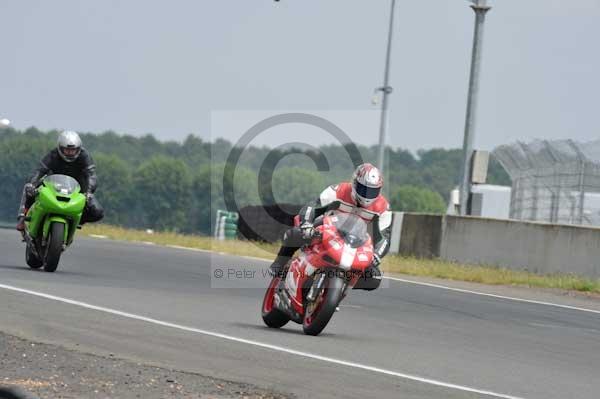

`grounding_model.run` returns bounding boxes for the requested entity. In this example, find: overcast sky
[1,0,599,151]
